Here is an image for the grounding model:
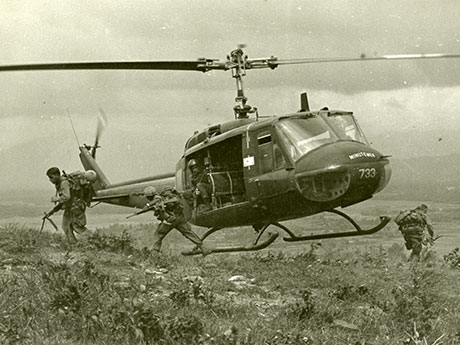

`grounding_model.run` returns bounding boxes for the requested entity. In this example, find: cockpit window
[324,113,368,145]
[275,114,368,161]
[276,117,338,161]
